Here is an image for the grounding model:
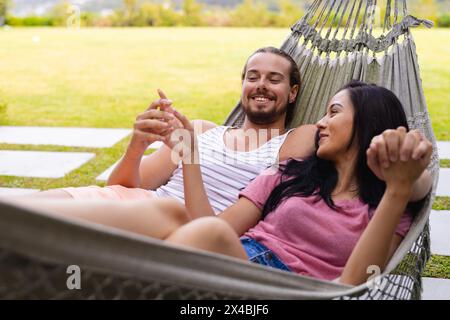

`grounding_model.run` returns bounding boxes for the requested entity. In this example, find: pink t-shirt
[240,168,413,281]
